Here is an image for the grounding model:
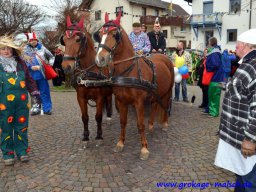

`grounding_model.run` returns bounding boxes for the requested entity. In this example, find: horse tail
[155,102,167,124]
